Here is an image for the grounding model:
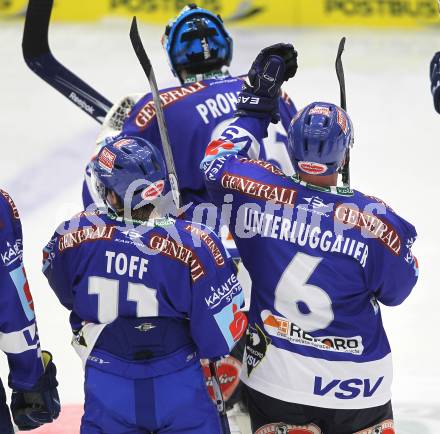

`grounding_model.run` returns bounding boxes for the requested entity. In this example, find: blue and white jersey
[43,211,246,377]
[201,117,419,409]
[0,190,43,391]
[83,75,296,237]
